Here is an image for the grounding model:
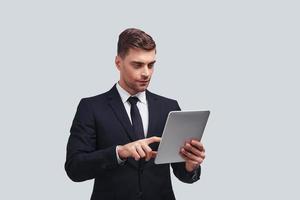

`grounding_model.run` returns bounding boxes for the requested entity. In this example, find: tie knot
[128,96,139,105]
